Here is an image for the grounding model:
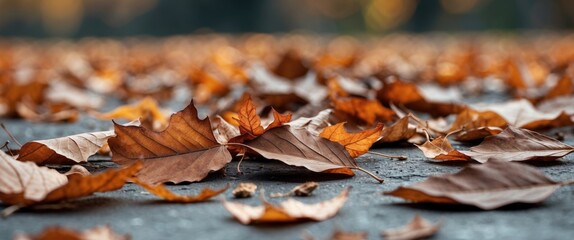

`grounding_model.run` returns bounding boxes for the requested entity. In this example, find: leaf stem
[1,205,23,218]
[367,151,407,160]
[352,166,384,183]
[561,179,574,186]
[0,123,22,147]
